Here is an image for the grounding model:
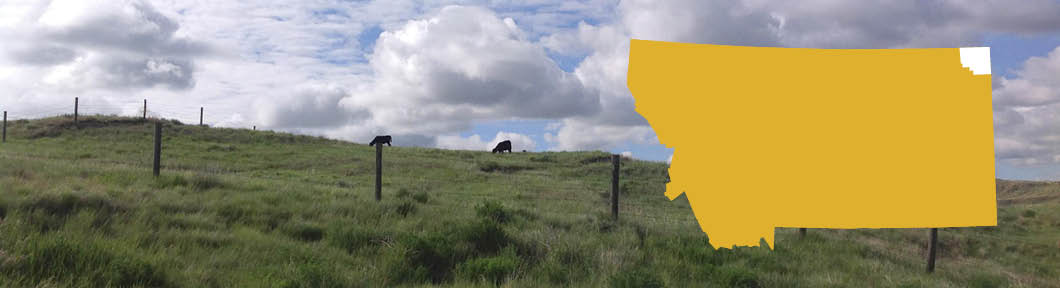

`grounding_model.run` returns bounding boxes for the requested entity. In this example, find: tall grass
[0,116,1057,287]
